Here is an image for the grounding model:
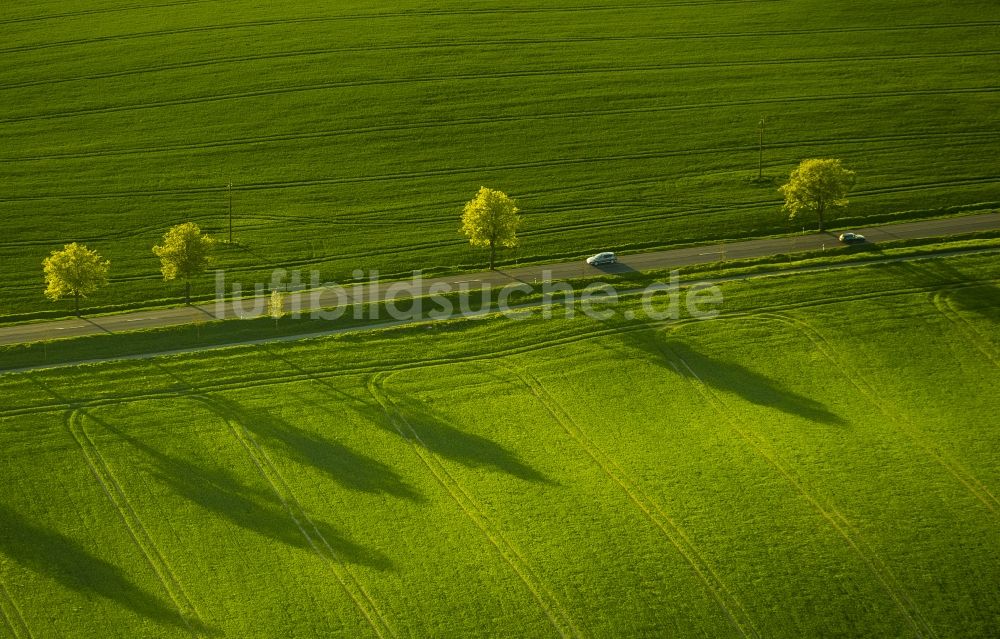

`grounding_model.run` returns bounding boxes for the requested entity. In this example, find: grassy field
[0,252,997,637]
[1,0,999,317]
